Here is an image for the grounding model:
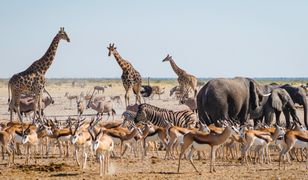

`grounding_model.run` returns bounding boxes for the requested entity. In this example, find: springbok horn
[88,129,95,140]
[90,117,95,126]
[96,129,103,139]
